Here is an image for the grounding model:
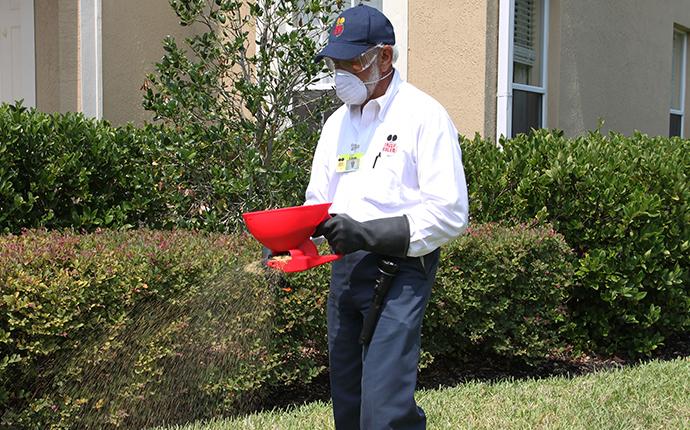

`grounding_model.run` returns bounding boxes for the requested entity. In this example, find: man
[305,4,468,429]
